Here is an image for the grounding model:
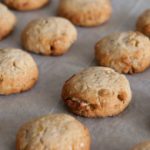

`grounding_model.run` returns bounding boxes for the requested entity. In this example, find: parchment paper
[0,0,150,150]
